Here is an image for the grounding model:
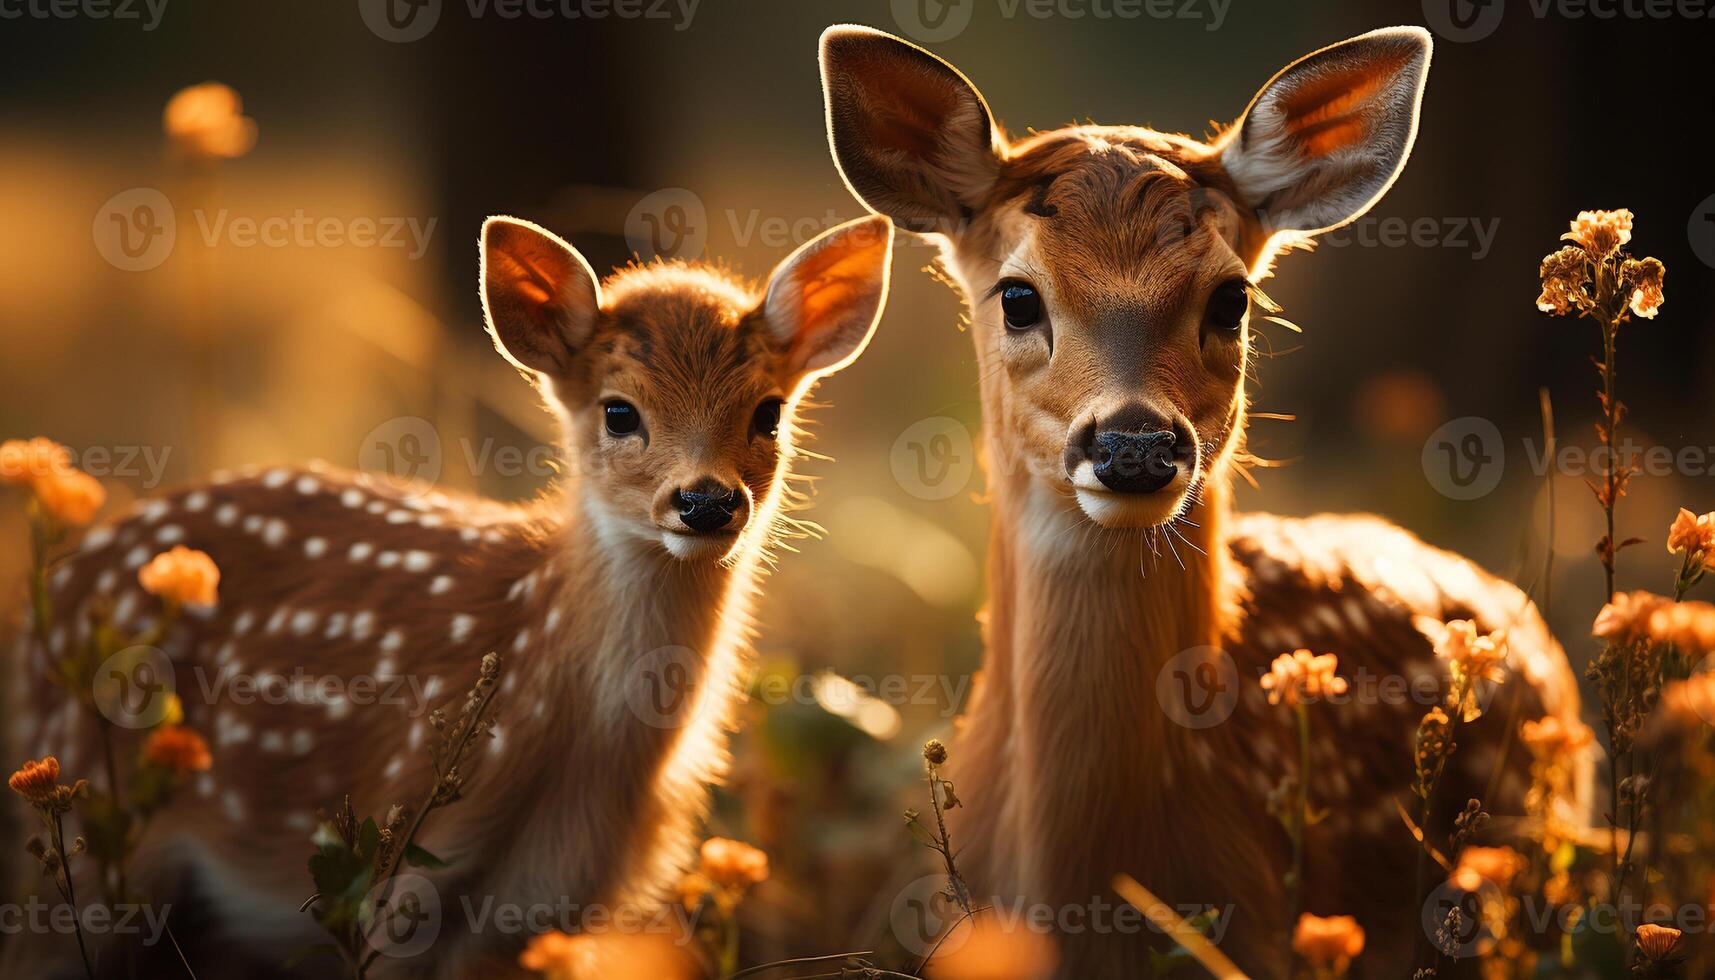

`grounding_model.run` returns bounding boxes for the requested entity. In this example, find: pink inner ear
[1276,50,1410,157]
